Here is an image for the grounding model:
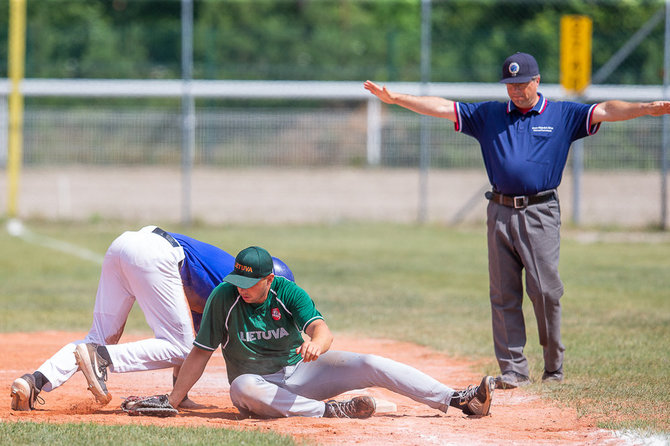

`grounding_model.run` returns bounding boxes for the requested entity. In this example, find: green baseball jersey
[194,276,324,383]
